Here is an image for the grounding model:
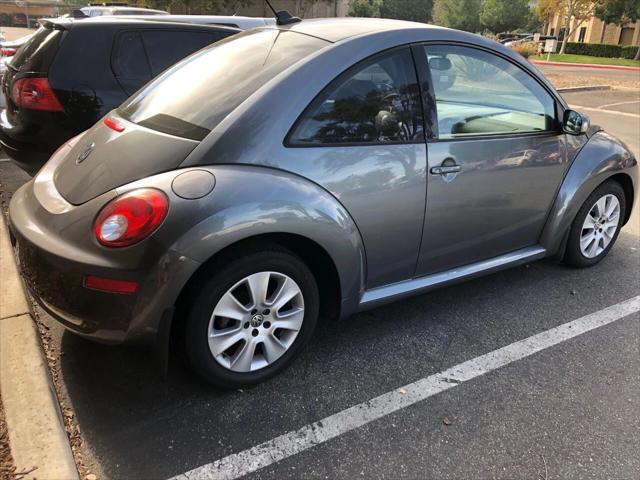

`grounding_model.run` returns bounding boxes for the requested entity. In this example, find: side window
[424,45,556,139]
[289,48,424,145]
[112,32,152,96]
[140,30,222,76]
